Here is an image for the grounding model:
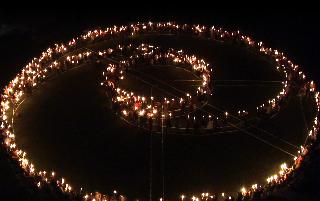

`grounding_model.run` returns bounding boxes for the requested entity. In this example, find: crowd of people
[99,43,217,133]
[0,21,319,201]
